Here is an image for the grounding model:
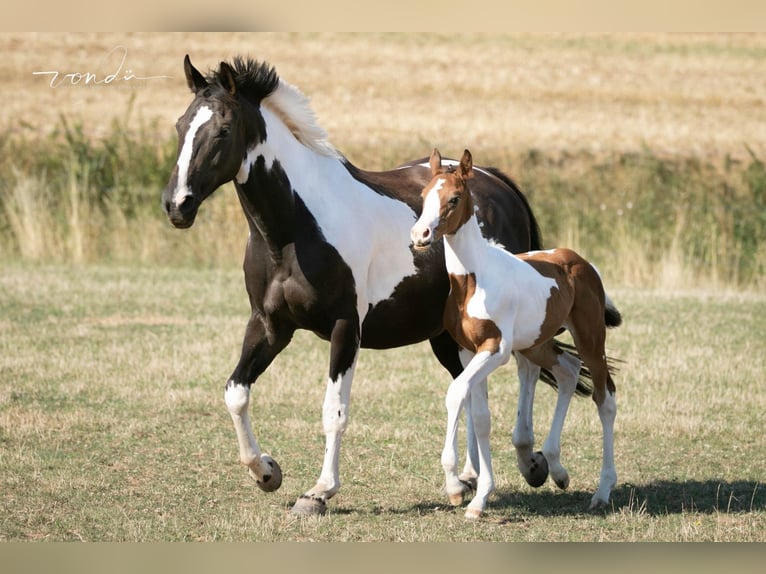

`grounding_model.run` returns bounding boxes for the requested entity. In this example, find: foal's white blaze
[173,105,214,207]
[411,178,444,244]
